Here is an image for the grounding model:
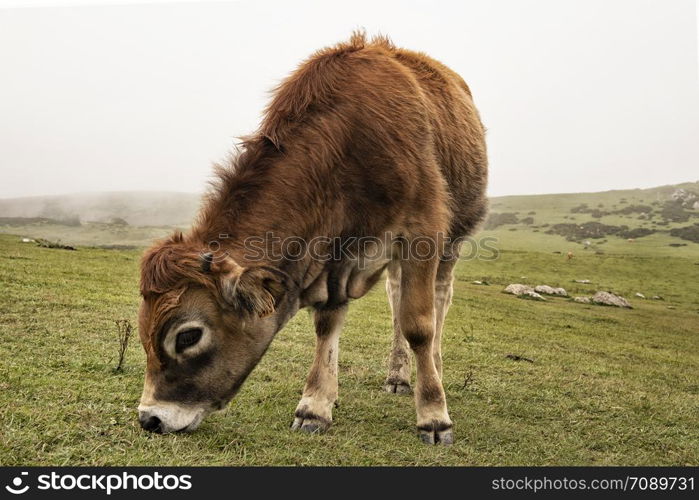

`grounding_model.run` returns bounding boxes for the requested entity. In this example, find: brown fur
[137,32,488,441]
[142,31,486,298]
